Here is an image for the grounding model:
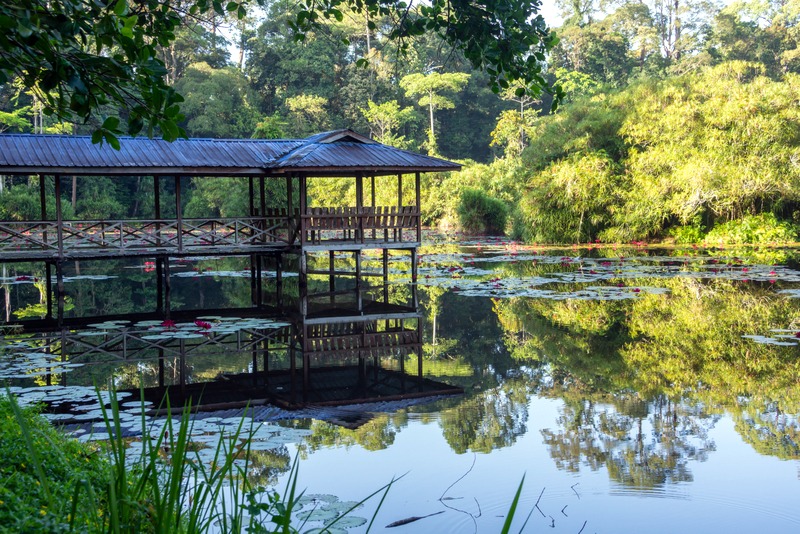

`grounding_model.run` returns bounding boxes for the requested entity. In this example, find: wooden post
[39,175,47,247]
[383,249,388,303]
[286,175,294,244]
[174,177,183,252]
[260,176,267,242]
[411,250,418,308]
[415,171,421,243]
[55,175,64,258]
[299,252,307,316]
[299,175,307,246]
[250,254,257,305]
[329,250,335,305]
[397,173,402,242]
[256,254,263,307]
[371,174,376,240]
[154,176,161,246]
[355,250,362,312]
[356,173,364,243]
[276,254,283,308]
